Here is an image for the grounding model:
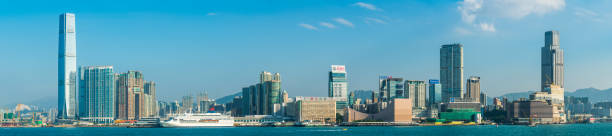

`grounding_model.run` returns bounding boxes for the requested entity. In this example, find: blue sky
[1,0,611,104]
